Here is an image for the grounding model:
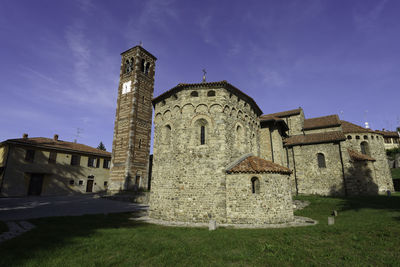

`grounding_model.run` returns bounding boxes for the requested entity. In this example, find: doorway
[86,176,94,192]
[28,173,44,196]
